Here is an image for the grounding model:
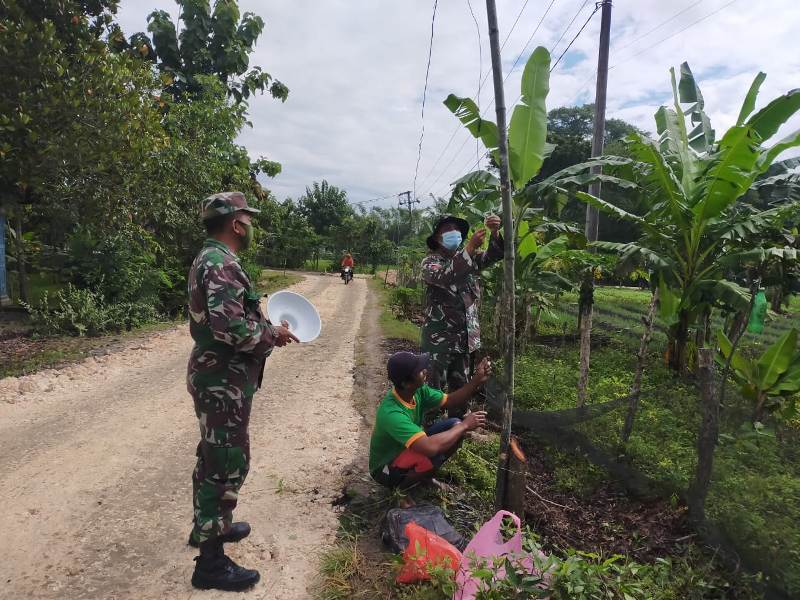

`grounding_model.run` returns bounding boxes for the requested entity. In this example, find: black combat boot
[191,539,260,591]
[188,521,251,547]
